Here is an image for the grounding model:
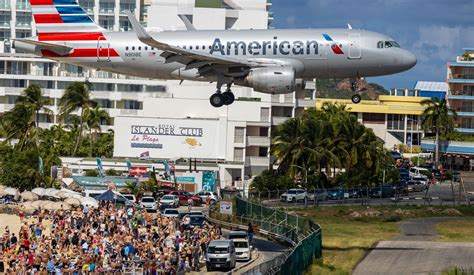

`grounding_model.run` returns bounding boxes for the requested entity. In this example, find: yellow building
[315,89,426,149]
